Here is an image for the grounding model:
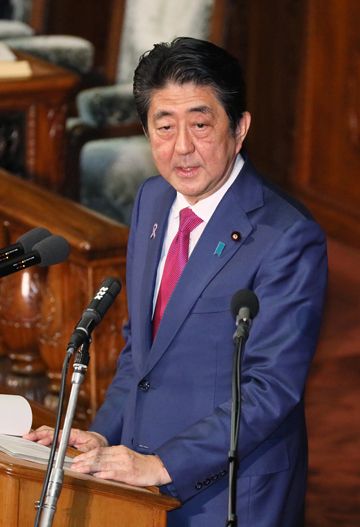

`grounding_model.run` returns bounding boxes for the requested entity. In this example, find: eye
[156,124,174,134]
[193,121,211,132]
